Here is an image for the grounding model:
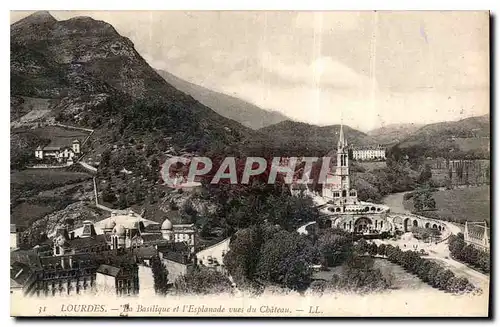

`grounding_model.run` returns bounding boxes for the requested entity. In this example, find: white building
[34,139,81,163]
[464,221,490,253]
[352,146,386,161]
[195,237,231,273]
[10,224,19,250]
